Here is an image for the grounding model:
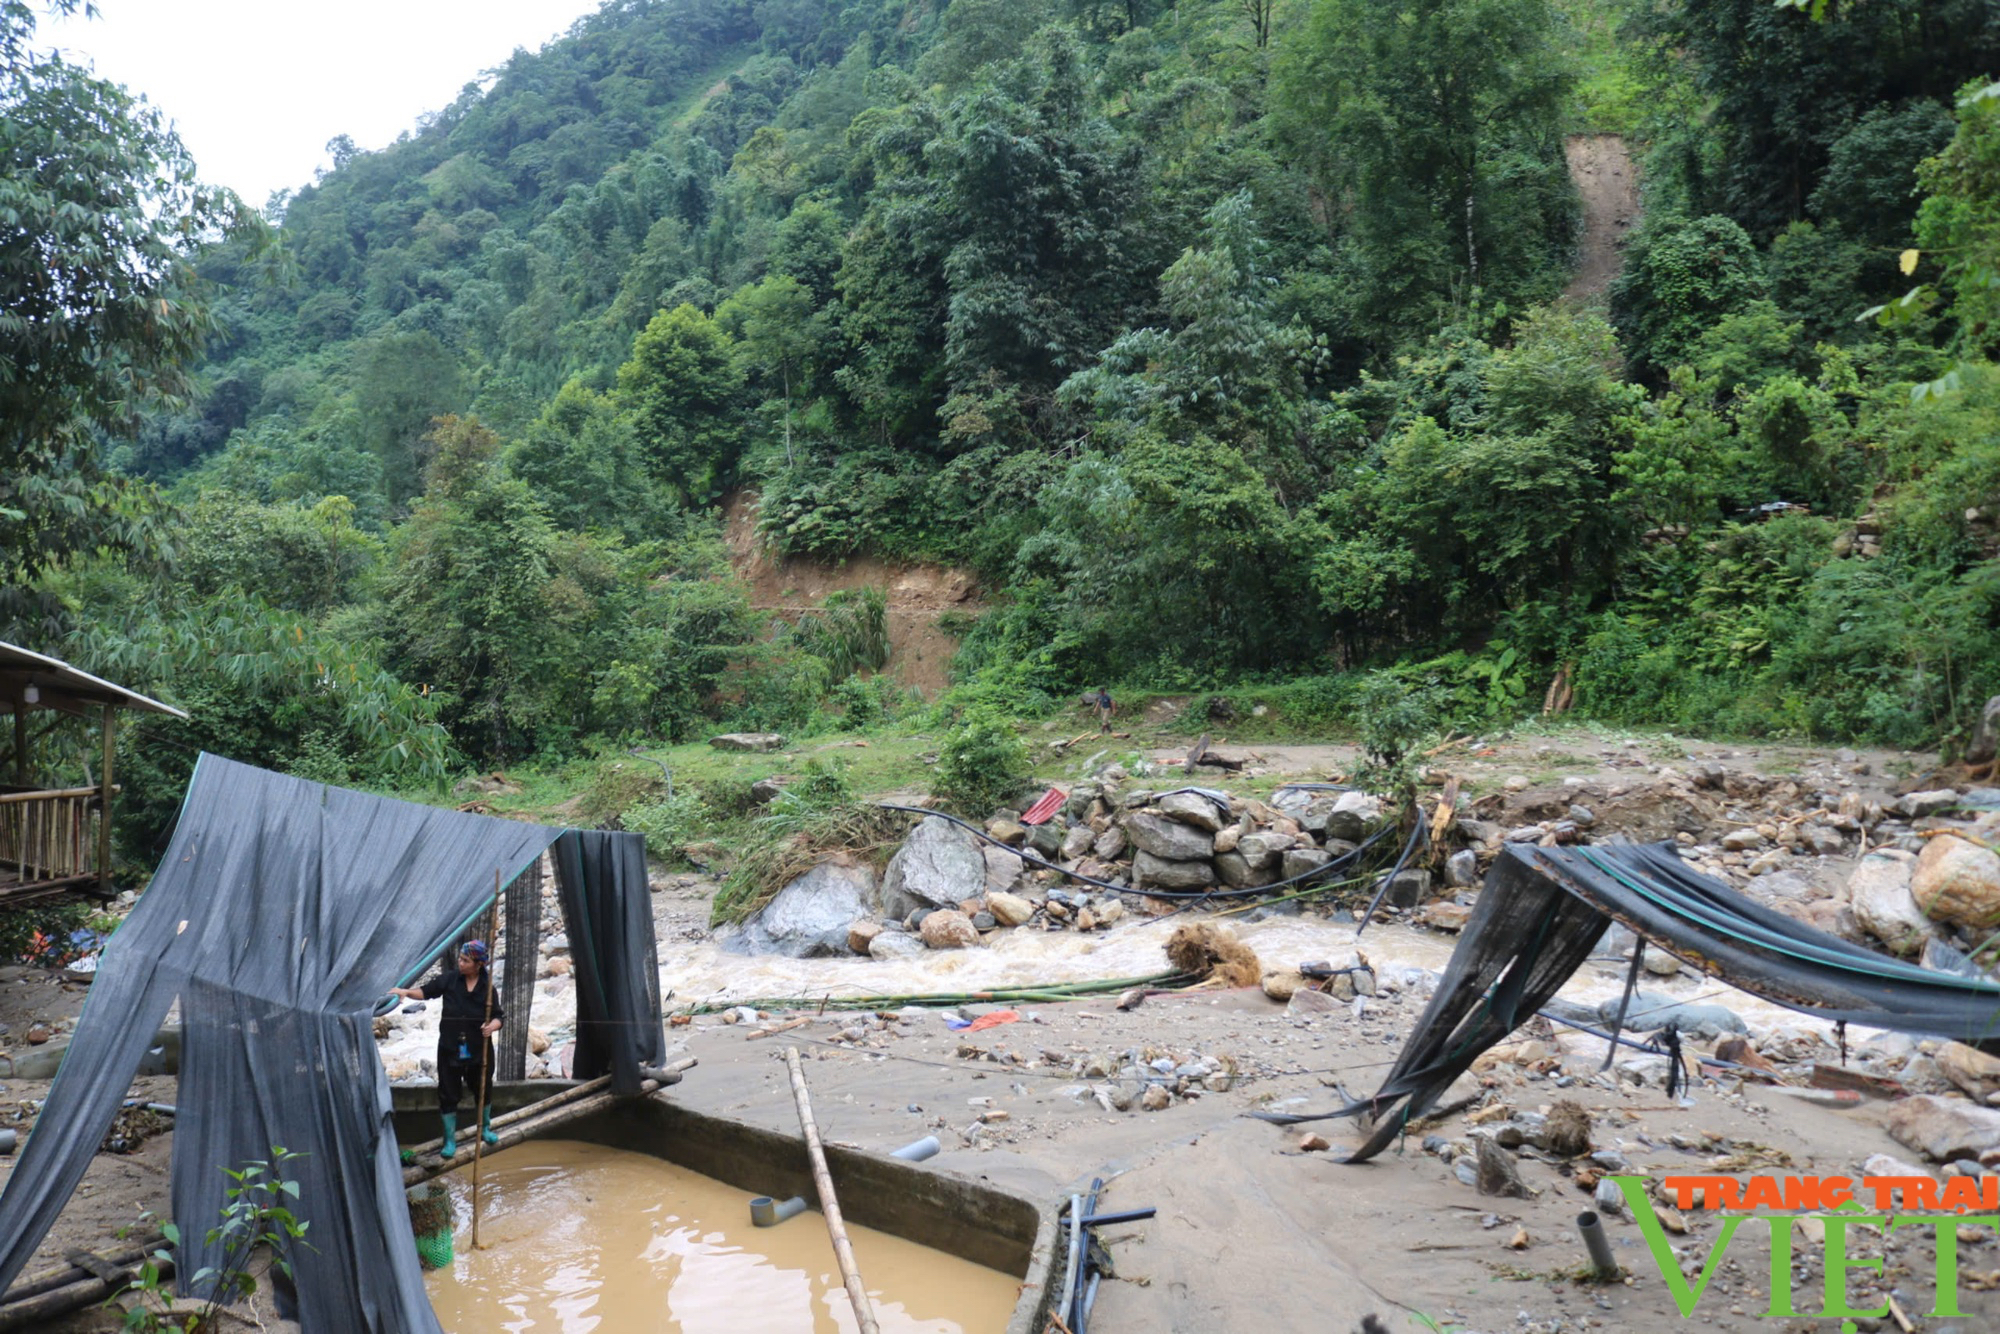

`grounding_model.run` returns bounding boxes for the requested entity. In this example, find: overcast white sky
[43,1,610,207]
